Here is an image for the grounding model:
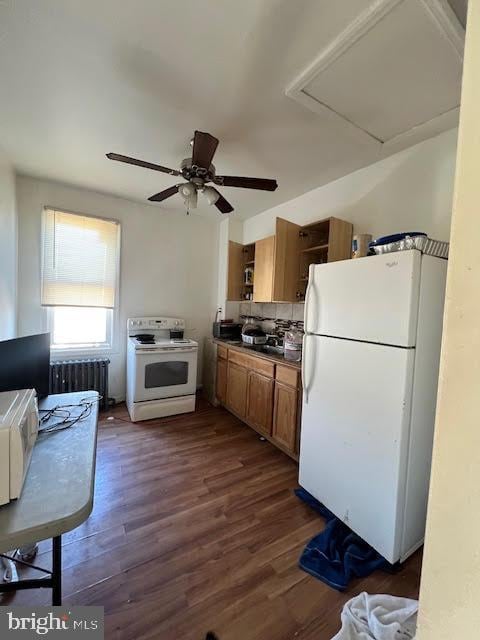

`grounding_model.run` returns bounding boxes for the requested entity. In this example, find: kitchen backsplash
[224,301,304,333]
